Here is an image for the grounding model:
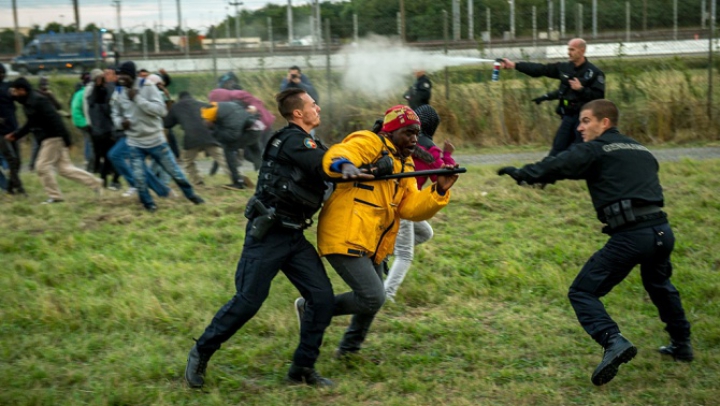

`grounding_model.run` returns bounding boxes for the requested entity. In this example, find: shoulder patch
[303,137,317,149]
[598,75,605,84]
[271,138,283,148]
[423,82,431,88]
